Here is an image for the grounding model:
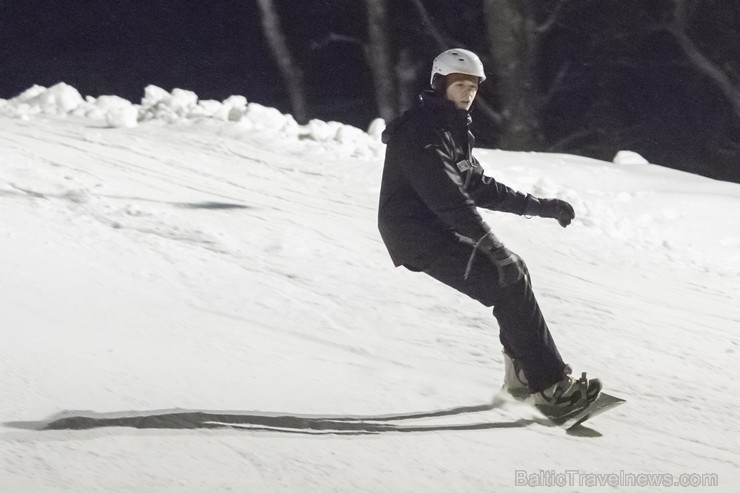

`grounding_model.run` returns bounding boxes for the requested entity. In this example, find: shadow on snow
[5,403,549,436]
